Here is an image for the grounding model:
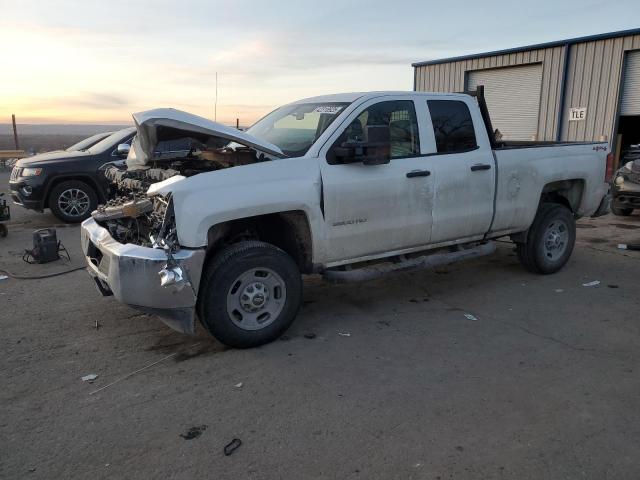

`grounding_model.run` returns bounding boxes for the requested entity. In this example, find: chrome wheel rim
[543,220,569,261]
[58,188,90,217]
[226,267,286,330]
